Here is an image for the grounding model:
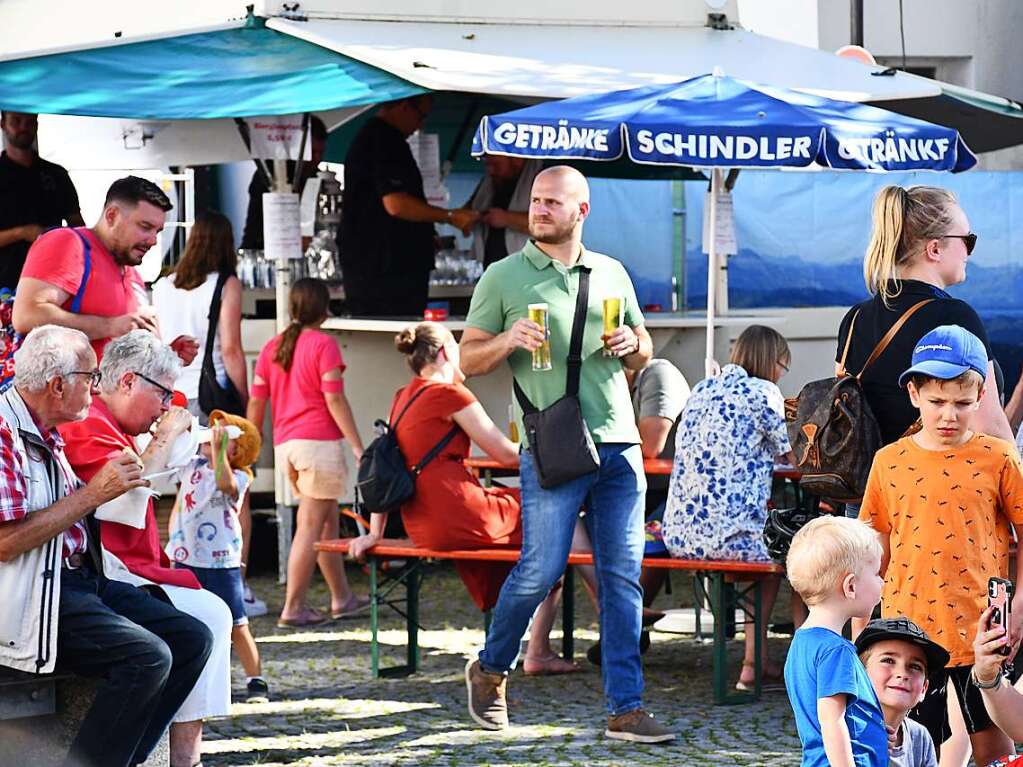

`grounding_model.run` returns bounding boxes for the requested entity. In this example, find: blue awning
[0,20,425,119]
